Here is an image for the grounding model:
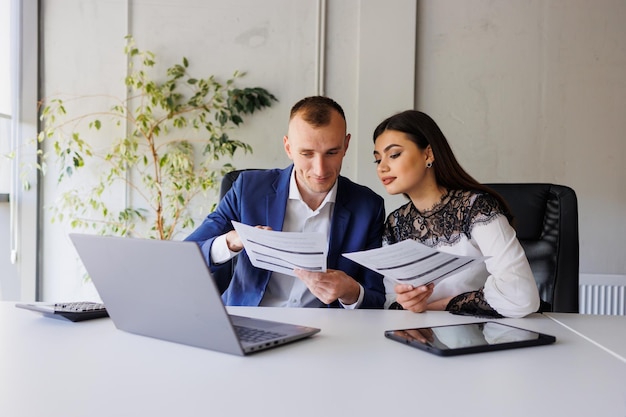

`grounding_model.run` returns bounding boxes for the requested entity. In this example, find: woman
[372,110,540,318]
